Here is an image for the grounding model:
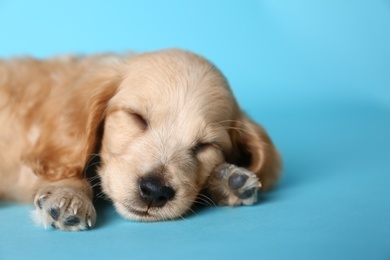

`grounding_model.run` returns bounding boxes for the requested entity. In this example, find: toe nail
[87,218,92,229]
[37,199,43,209]
[59,198,66,208]
[37,194,49,209]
